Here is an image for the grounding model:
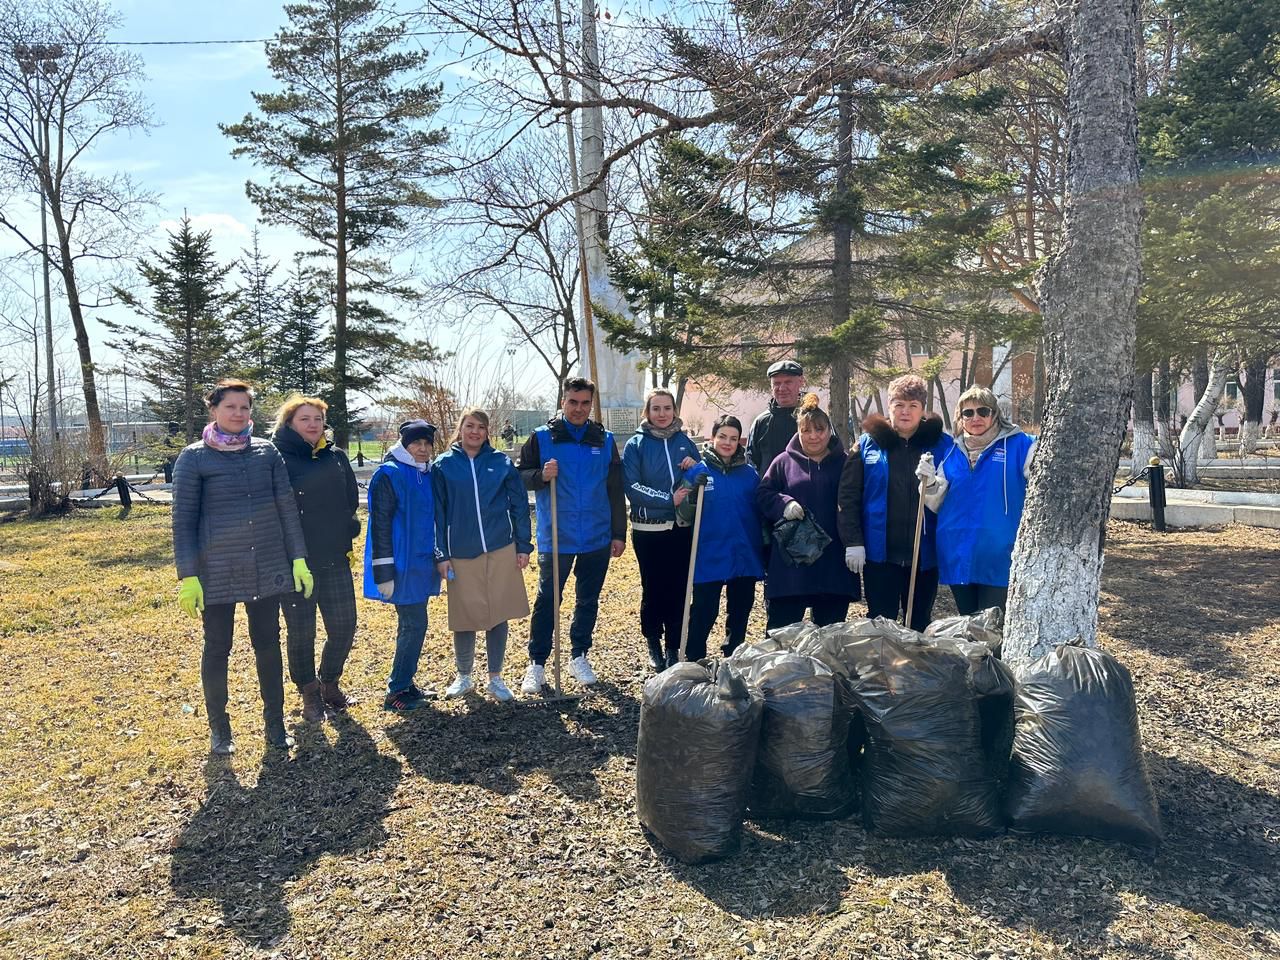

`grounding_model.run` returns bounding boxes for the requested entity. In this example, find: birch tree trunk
[1003,0,1140,663]
[1178,359,1230,486]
